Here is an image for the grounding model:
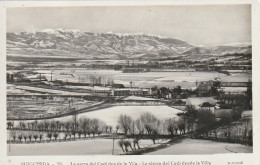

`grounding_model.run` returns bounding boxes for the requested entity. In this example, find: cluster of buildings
[84,84,157,97]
